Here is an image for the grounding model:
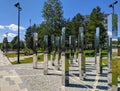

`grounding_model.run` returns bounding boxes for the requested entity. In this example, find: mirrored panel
[61,27,66,51]
[108,14,118,38]
[44,35,48,51]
